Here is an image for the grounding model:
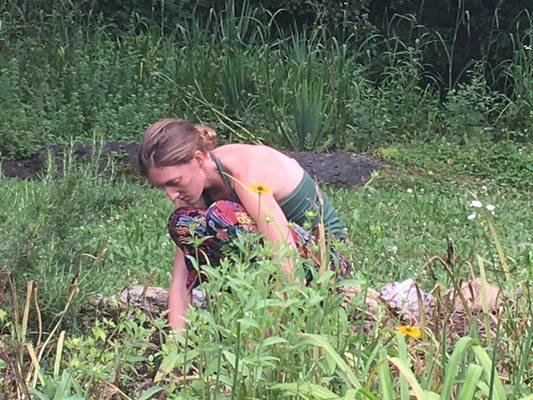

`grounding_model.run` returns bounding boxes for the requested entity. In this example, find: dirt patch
[289,151,385,187]
[1,141,385,188]
[1,141,139,180]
